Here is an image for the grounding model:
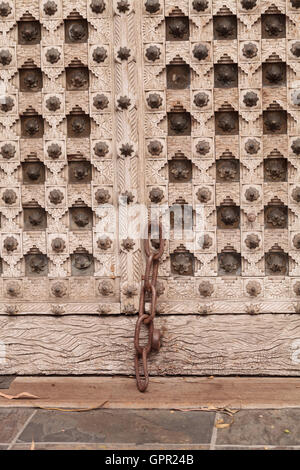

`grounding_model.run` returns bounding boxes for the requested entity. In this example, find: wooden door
[1,0,300,377]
